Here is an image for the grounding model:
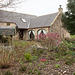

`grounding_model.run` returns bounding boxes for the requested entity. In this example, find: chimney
[58,5,63,13]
